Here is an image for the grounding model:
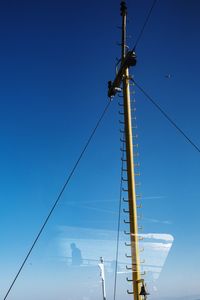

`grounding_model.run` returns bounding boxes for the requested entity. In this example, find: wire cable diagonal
[3,100,111,300]
[133,0,158,50]
[113,137,125,300]
[133,79,200,153]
